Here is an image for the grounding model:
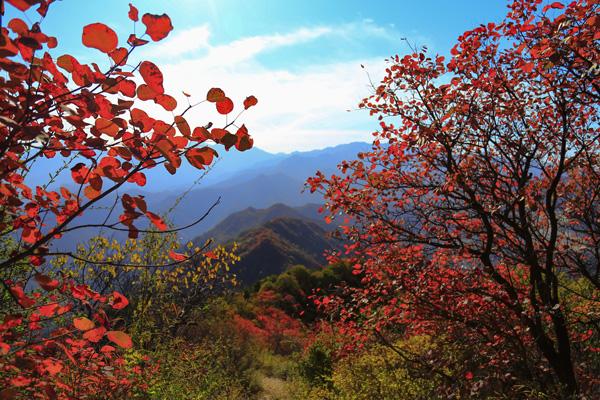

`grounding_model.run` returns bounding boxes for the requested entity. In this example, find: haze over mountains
[47,142,370,250]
